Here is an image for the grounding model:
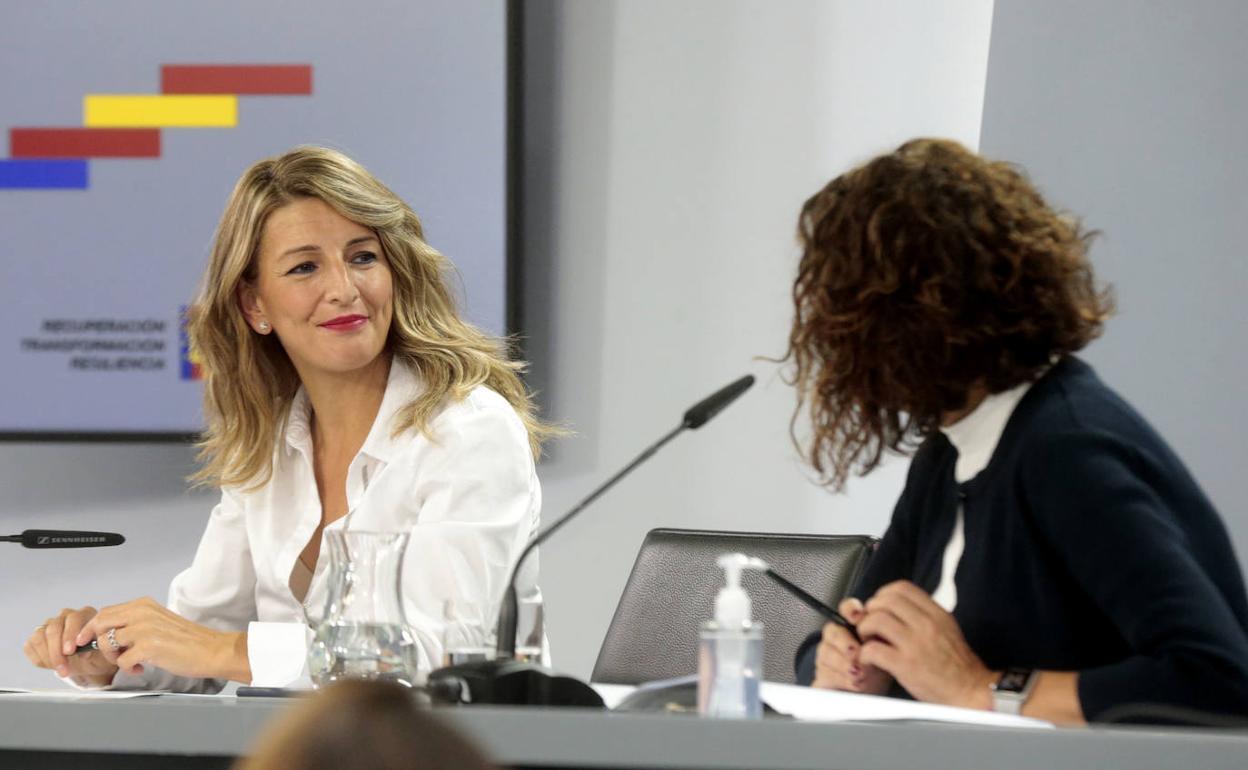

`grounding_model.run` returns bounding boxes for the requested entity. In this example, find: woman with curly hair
[24,146,553,691]
[790,139,1248,724]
